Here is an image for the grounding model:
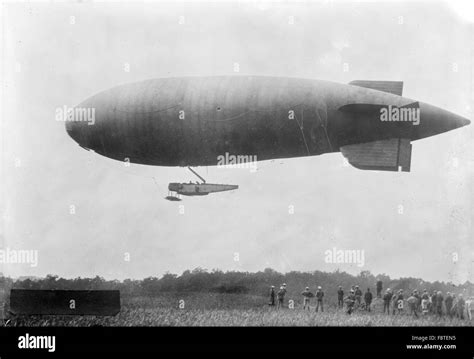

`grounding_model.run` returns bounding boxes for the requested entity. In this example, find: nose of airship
[416,102,471,140]
[65,115,86,148]
[65,97,103,151]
